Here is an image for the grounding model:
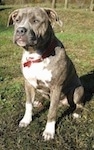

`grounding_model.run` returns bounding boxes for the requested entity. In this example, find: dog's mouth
[15,36,26,47]
[15,35,38,47]
[15,28,38,47]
